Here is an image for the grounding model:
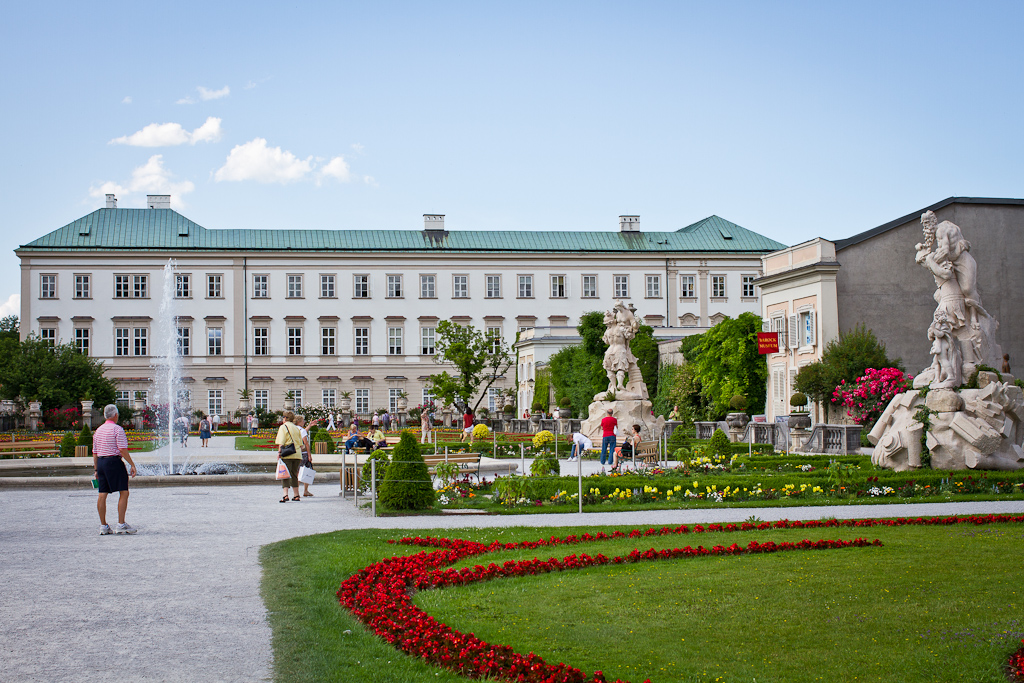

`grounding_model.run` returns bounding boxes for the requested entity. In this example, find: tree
[548,345,604,417]
[427,320,513,413]
[795,324,903,407]
[690,313,767,419]
[630,324,659,397]
[0,335,116,412]
[0,315,18,341]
